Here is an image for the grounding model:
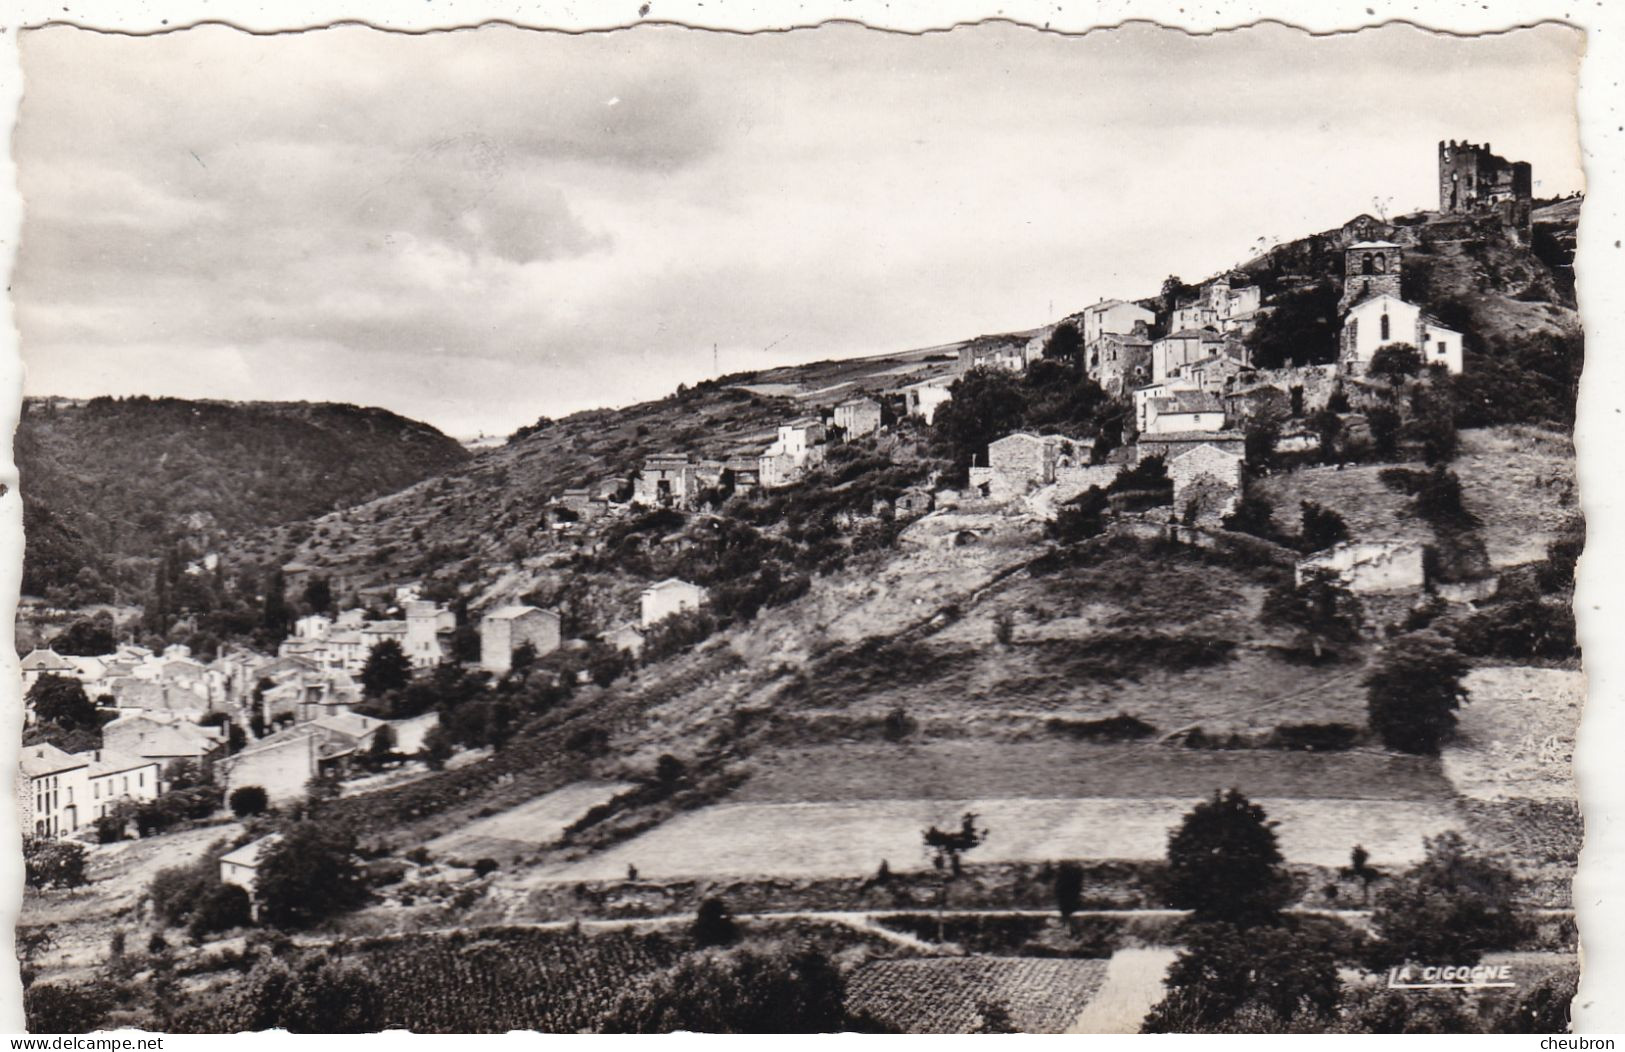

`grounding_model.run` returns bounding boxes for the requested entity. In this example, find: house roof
[1153,390,1226,415]
[105,716,225,758]
[1172,442,1246,464]
[220,834,282,870]
[837,396,881,409]
[83,748,159,778]
[1347,240,1401,250]
[362,620,408,634]
[20,743,89,779]
[643,577,704,595]
[1162,328,1227,342]
[1140,429,1246,444]
[21,649,75,673]
[484,604,547,621]
[311,712,382,740]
